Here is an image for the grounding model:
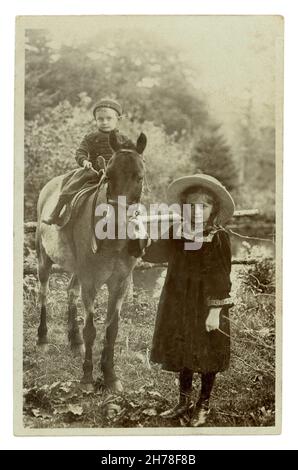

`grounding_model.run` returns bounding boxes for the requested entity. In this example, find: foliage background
[24,21,277,222]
